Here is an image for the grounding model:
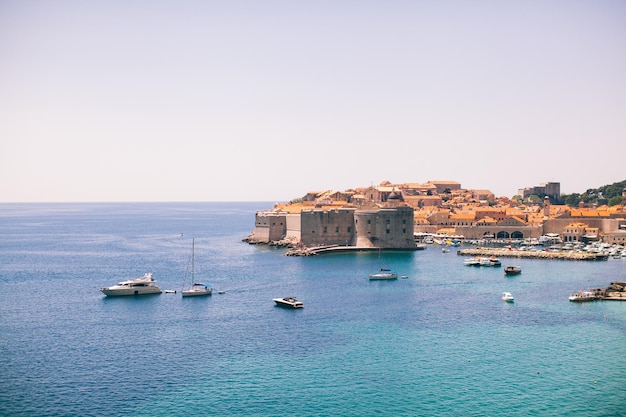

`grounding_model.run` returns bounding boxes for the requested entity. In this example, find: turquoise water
[1,203,625,416]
